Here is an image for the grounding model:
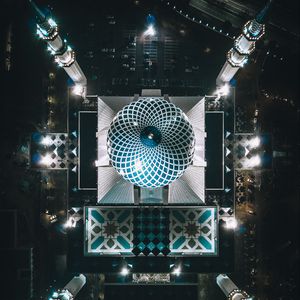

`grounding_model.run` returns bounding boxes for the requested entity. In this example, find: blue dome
[107,98,195,188]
